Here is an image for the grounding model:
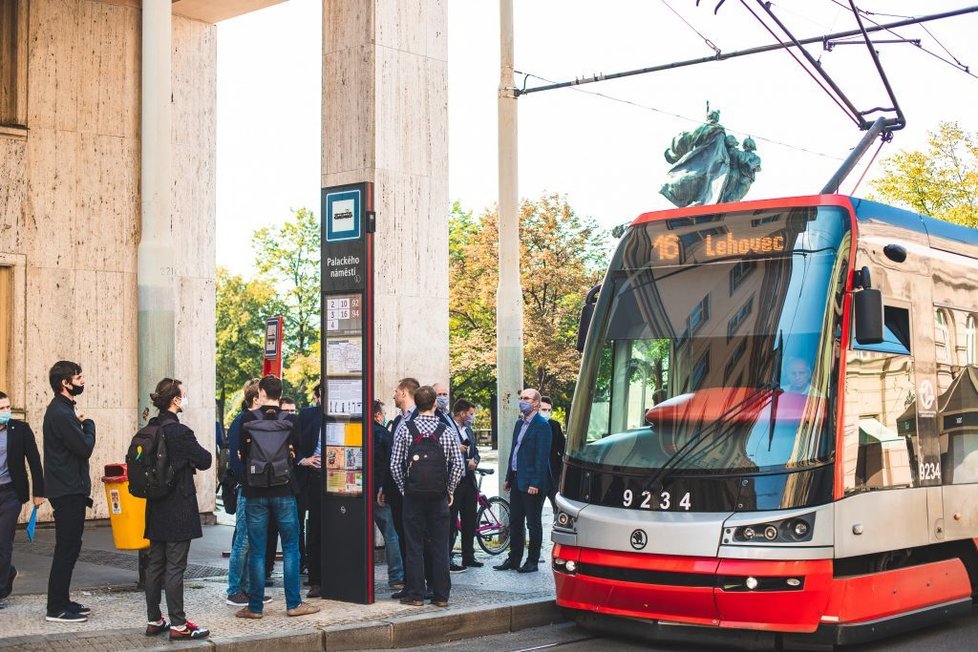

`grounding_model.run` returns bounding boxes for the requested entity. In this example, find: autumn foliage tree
[215,267,277,423]
[871,122,978,226]
[449,194,609,413]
